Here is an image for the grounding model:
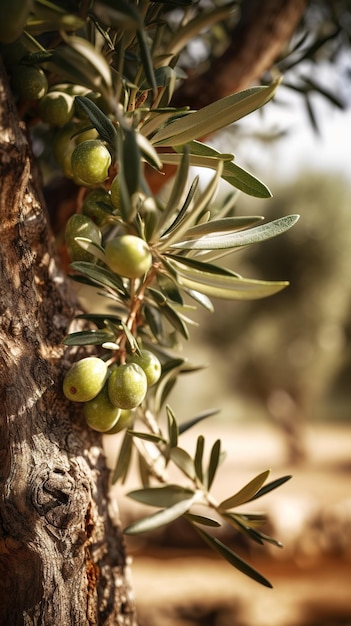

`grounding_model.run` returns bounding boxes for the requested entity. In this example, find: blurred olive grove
[186,171,351,461]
